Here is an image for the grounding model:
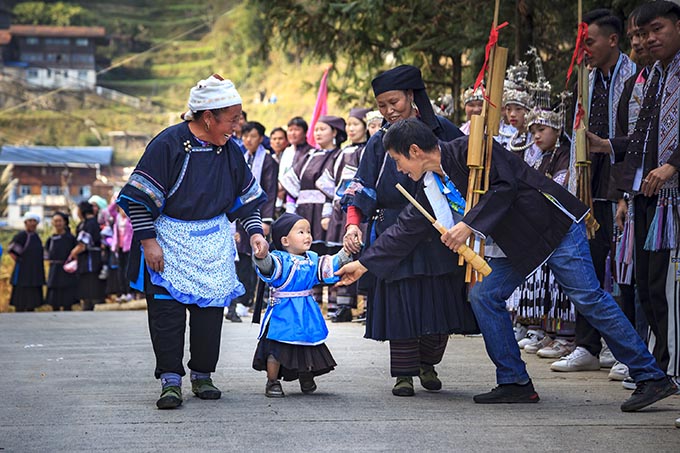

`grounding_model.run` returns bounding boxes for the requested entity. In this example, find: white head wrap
[182,74,242,121]
[365,110,383,124]
[23,212,41,223]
